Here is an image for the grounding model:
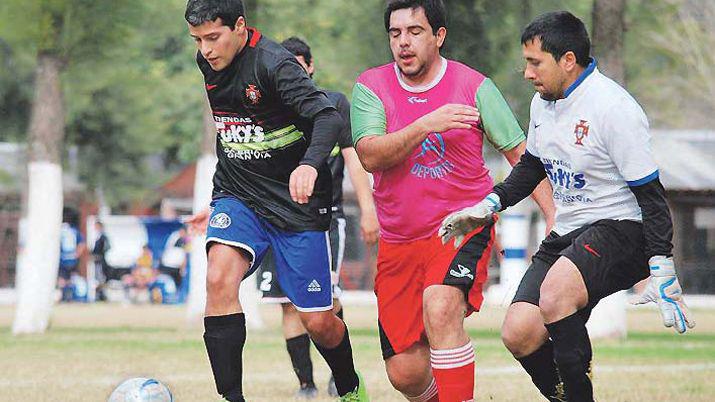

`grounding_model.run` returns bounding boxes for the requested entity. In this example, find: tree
[1,0,144,334]
[587,0,629,340]
[592,0,626,85]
